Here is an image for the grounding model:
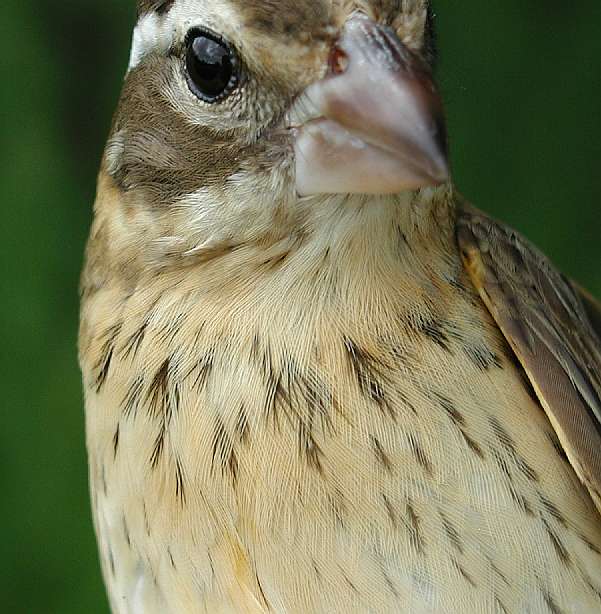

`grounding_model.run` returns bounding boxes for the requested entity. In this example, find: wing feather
[456,204,601,513]
[577,283,601,339]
